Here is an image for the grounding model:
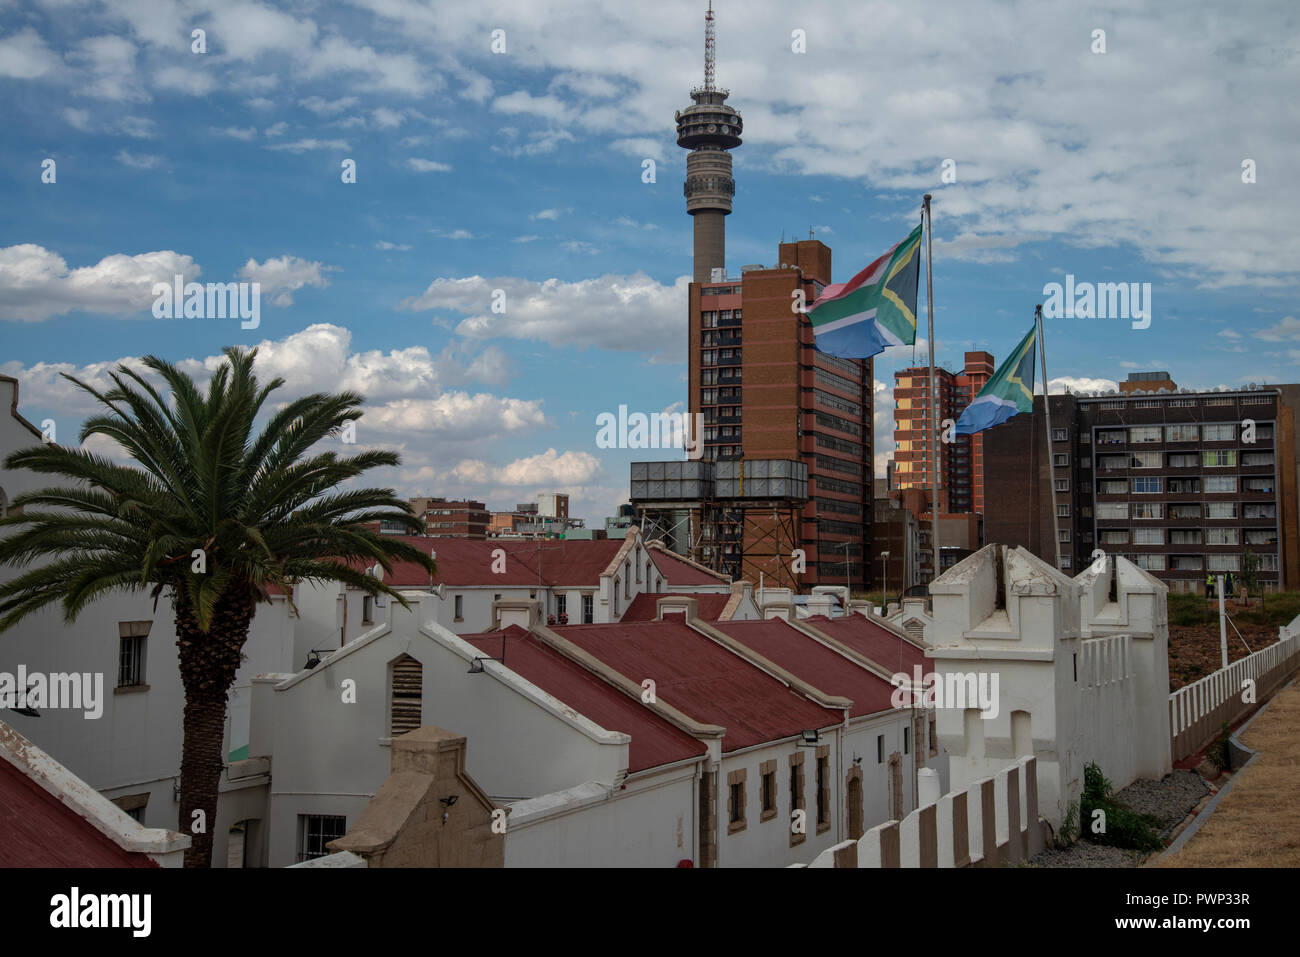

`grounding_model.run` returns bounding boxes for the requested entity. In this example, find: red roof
[462,626,705,773]
[620,592,730,623]
[366,537,625,588]
[646,546,729,586]
[552,619,841,752]
[714,619,897,718]
[0,759,158,867]
[801,614,926,675]
[360,536,722,593]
